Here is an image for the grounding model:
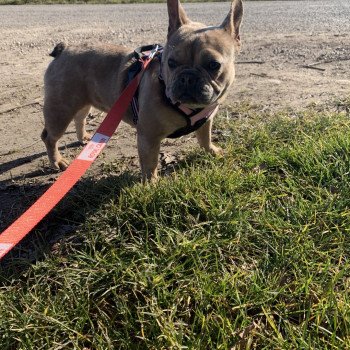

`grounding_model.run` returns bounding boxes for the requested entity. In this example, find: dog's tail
[49,42,65,58]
